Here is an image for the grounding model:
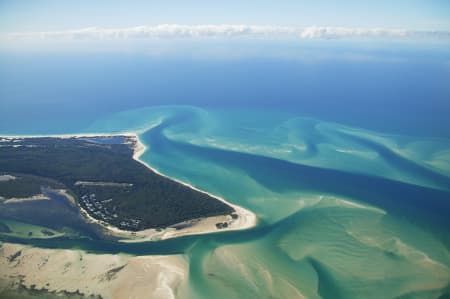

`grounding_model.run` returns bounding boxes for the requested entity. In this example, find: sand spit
[0,133,257,242]
[0,132,136,139]
[0,242,188,299]
[1,194,51,204]
[77,134,258,242]
[0,174,17,182]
